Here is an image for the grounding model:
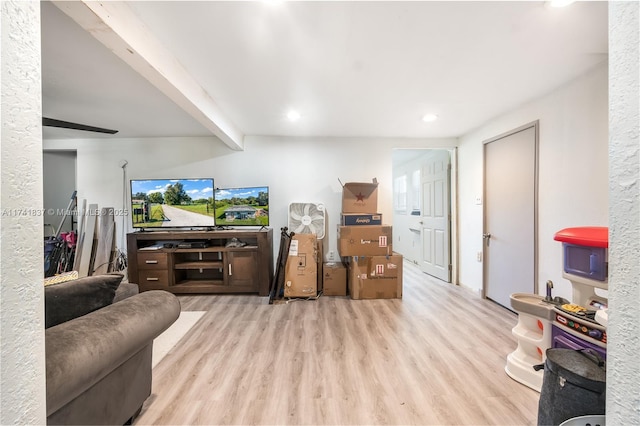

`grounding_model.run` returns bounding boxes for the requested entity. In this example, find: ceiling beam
[52,0,244,151]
